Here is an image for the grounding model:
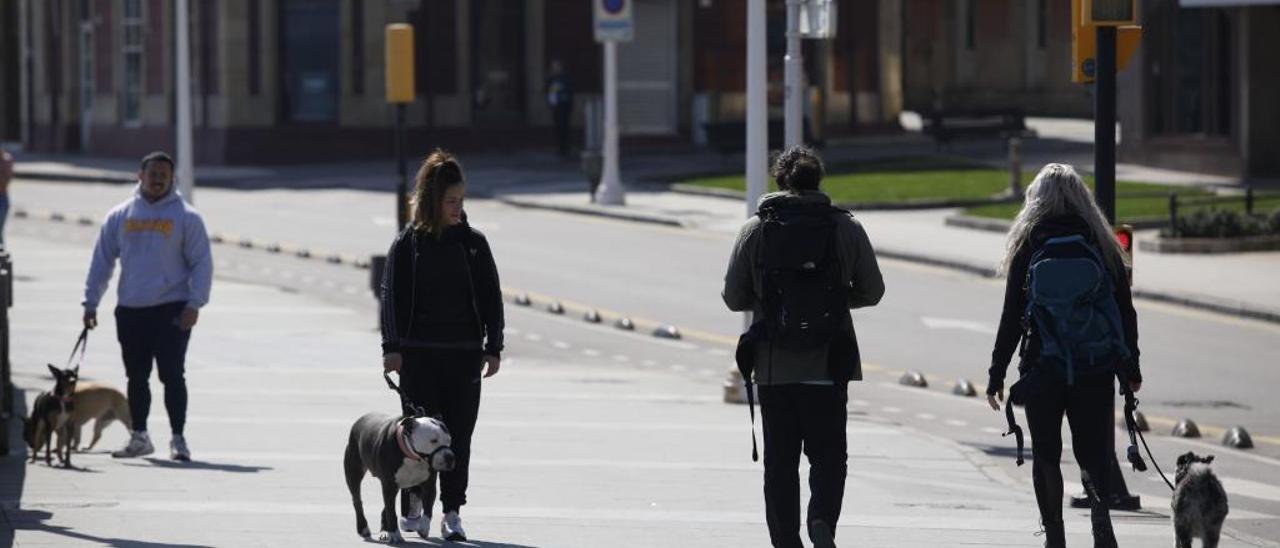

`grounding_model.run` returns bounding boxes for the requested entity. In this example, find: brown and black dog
[23,364,79,467]
[66,382,132,452]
